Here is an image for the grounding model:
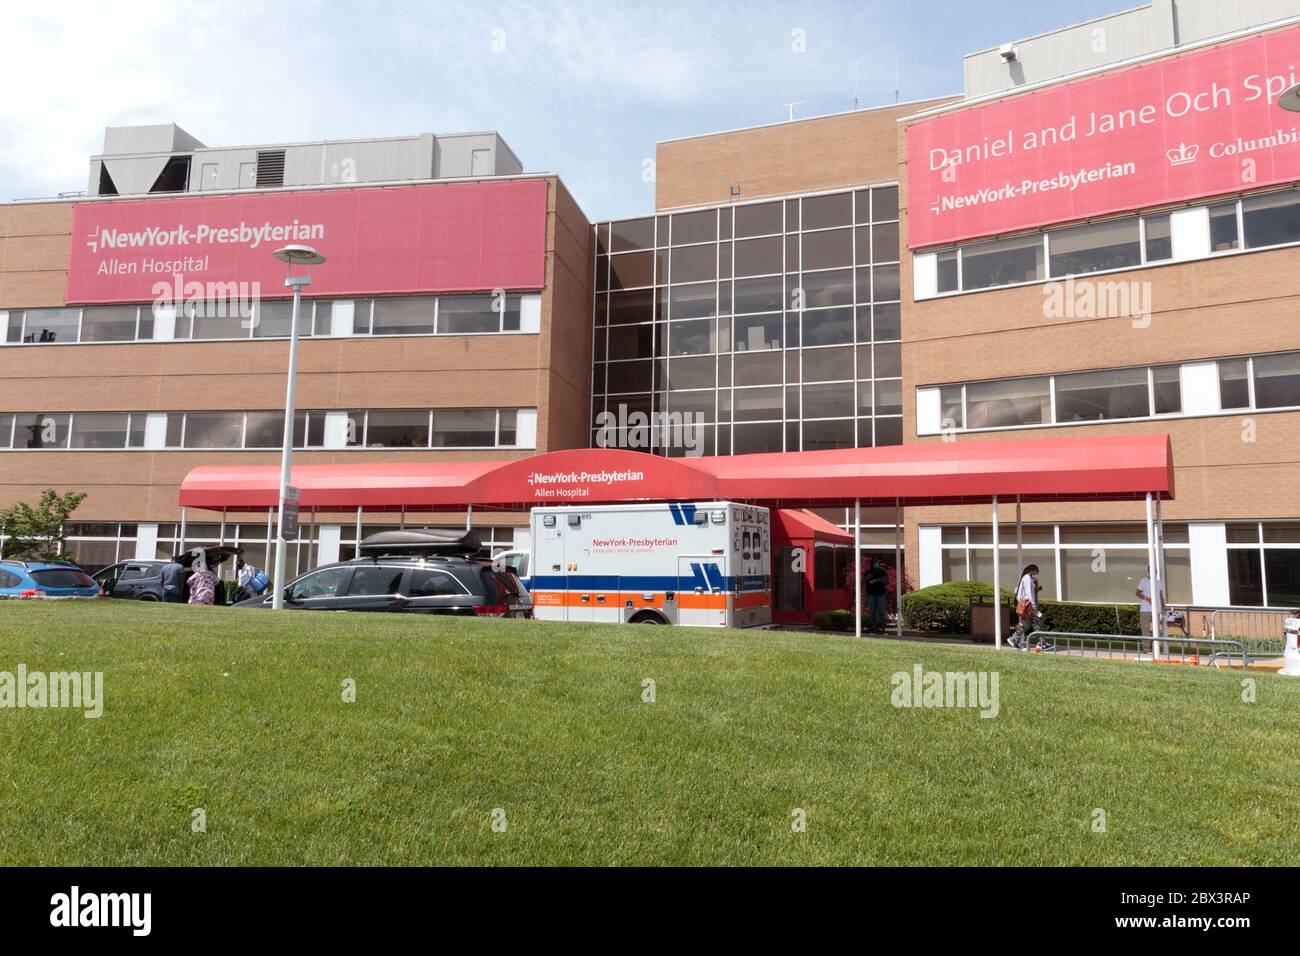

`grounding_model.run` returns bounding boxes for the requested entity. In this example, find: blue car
[0,560,100,599]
